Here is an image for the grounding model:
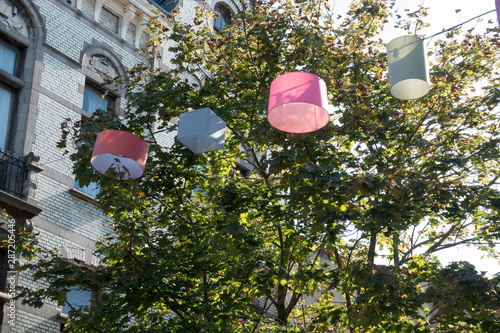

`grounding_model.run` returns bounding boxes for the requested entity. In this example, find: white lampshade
[387,35,430,100]
[177,108,226,154]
